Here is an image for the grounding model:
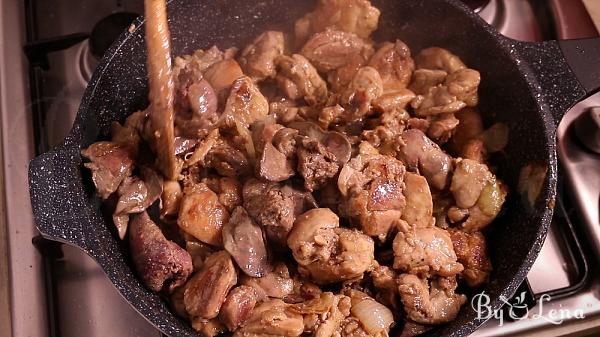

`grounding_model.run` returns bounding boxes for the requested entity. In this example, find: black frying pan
[28,0,600,336]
